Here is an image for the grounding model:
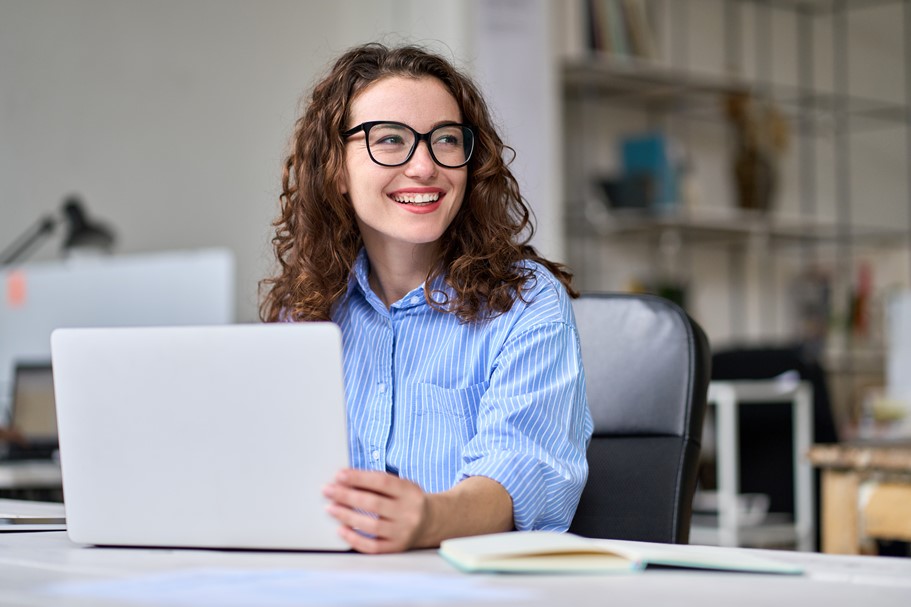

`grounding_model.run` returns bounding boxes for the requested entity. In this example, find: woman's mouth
[390,192,442,206]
